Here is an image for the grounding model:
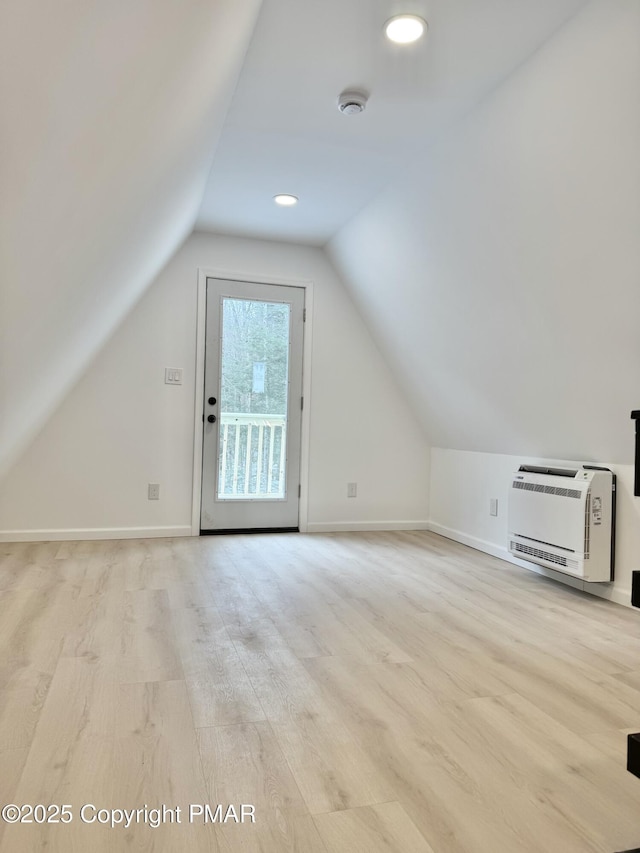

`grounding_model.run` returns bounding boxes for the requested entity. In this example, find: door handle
[207,414,217,424]
[208,396,217,406]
